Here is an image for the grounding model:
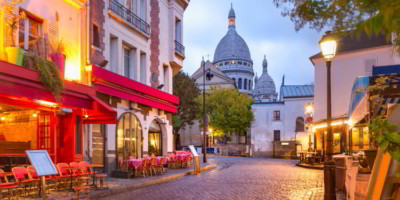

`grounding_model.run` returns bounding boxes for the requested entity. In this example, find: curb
[295,162,323,170]
[89,165,217,199]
